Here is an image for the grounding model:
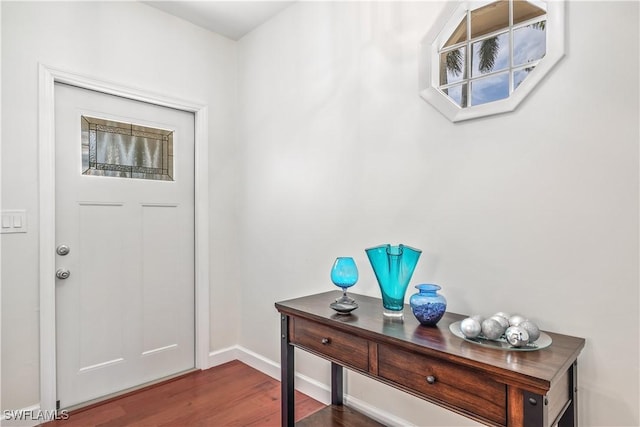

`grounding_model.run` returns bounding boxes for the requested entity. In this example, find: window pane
[443,17,467,48]
[471,72,509,106]
[443,84,468,108]
[514,66,535,89]
[513,0,546,25]
[440,47,466,85]
[81,116,174,181]
[470,0,508,39]
[513,21,546,66]
[471,32,509,77]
